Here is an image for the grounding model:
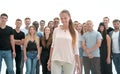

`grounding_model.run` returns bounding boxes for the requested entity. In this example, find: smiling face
[99,25,105,32]
[24,18,31,27]
[44,27,51,36]
[76,23,82,32]
[103,17,109,28]
[15,19,22,28]
[48,21,54,29]
[60,12,70,26]
[86,20,93,31]
[29,26,36,35]
[113,21,120,30]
